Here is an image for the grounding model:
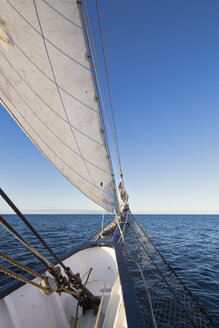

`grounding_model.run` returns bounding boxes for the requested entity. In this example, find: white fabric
[118,178,129,213]
[0,0,117,212]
